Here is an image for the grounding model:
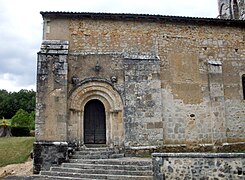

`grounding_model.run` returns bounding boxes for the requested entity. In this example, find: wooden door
[84,99,106,144]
